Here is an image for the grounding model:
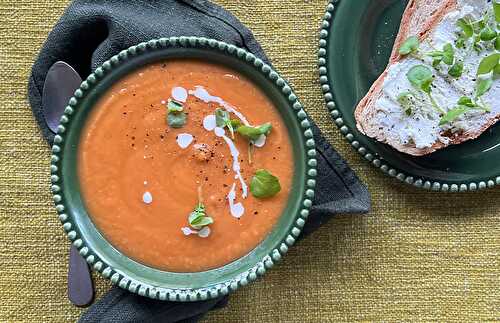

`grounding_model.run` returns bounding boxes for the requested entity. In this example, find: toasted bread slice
[354,0,499,156]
